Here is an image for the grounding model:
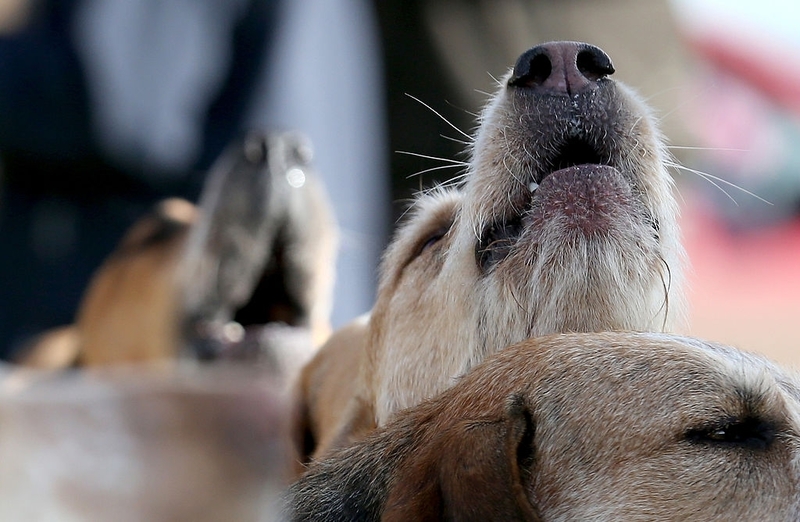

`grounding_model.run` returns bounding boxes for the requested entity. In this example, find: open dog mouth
[476,134,622,272]
[472,40,672,273]
[544,137,605,180]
